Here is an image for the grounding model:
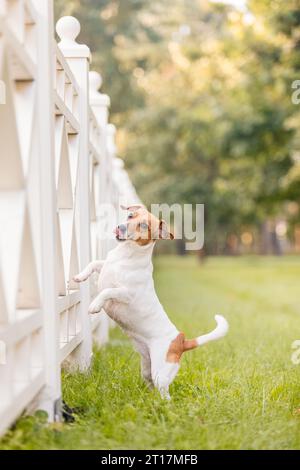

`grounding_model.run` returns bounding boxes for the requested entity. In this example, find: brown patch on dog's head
[115,206,174,246]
